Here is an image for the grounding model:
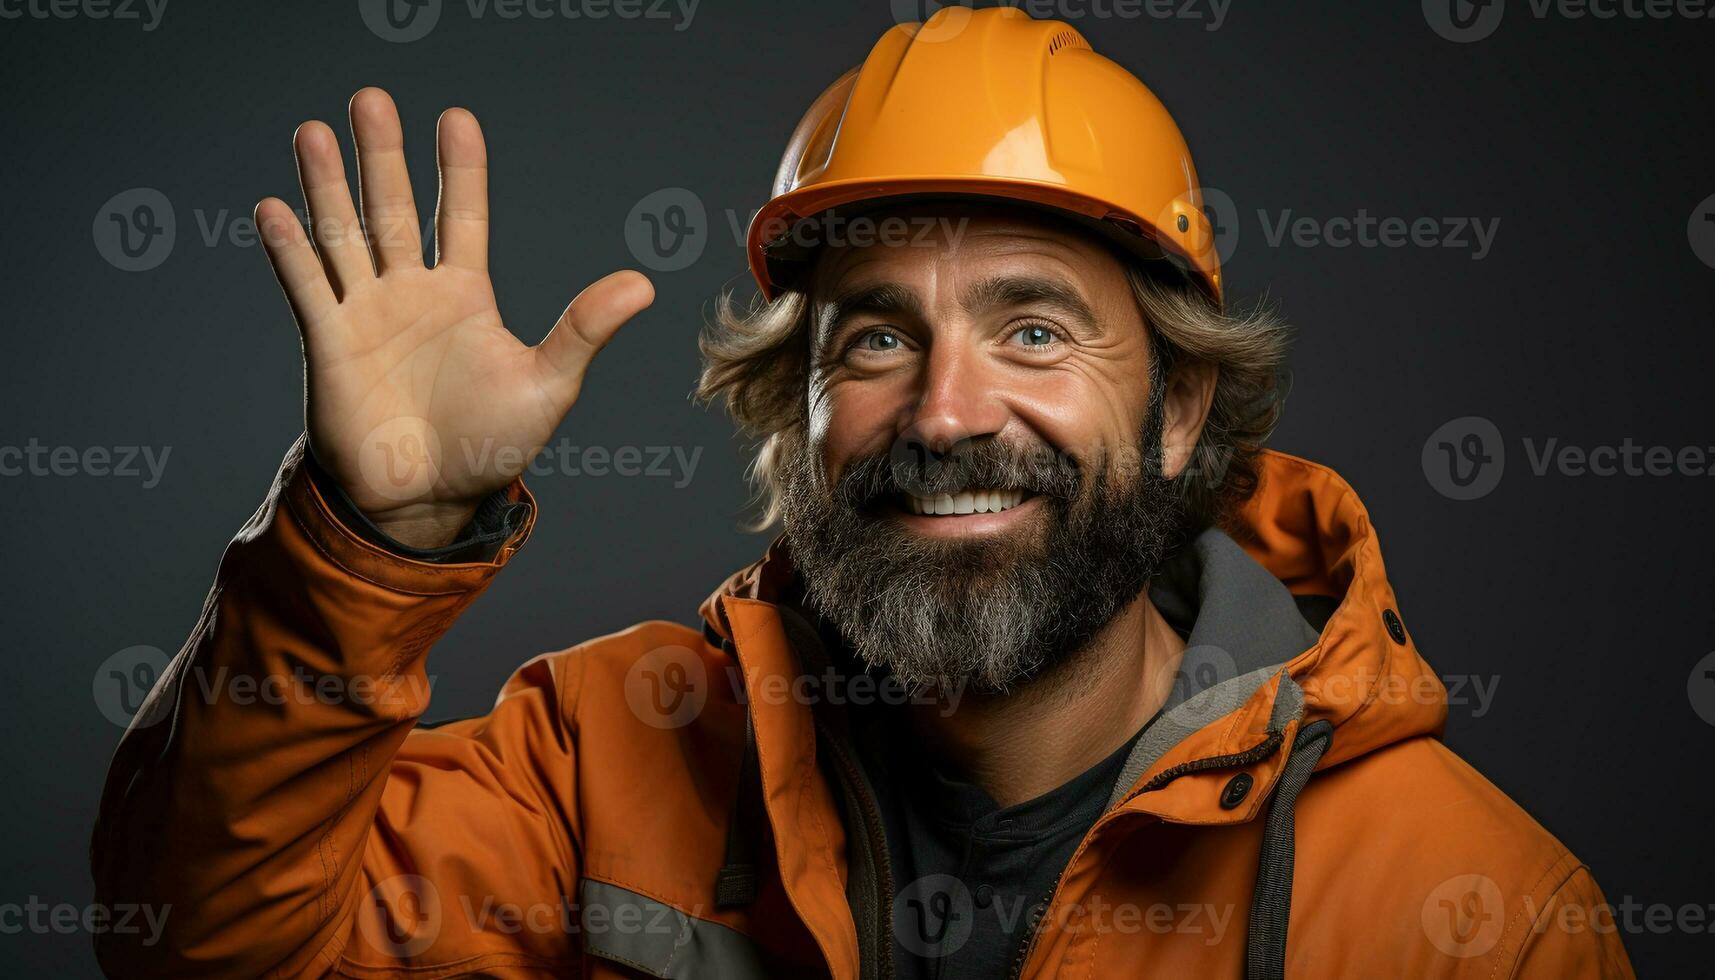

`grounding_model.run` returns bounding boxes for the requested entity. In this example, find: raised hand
[255,87,653,548]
